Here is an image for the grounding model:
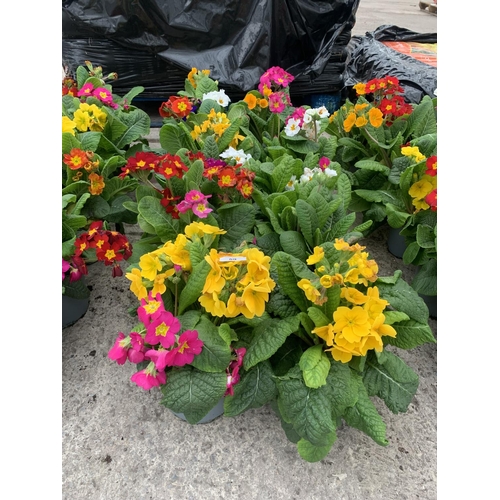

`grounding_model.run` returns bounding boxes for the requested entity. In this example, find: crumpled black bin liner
[62,0,359,98]
[343,25,437,103]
